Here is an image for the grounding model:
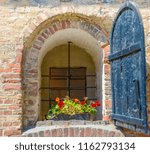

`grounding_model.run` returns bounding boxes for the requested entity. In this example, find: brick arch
[32,18,108,51]
[22,13,111,128]
[22,11,110,46]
